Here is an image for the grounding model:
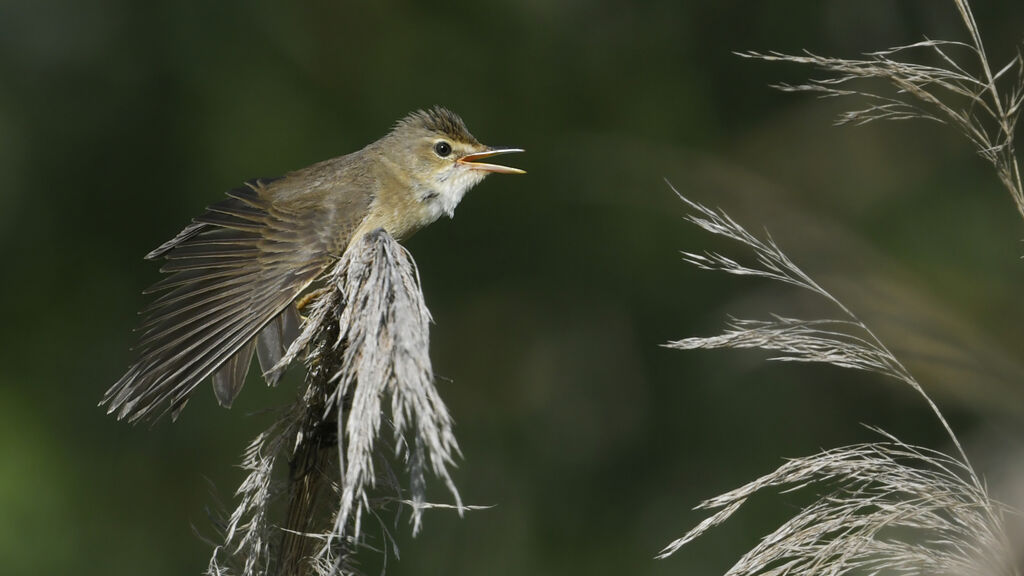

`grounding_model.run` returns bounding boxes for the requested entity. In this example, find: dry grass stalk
[740,0,1023,219]
[661,5,1023,573]
[207,229,462,576]
[660,188,1018,576]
